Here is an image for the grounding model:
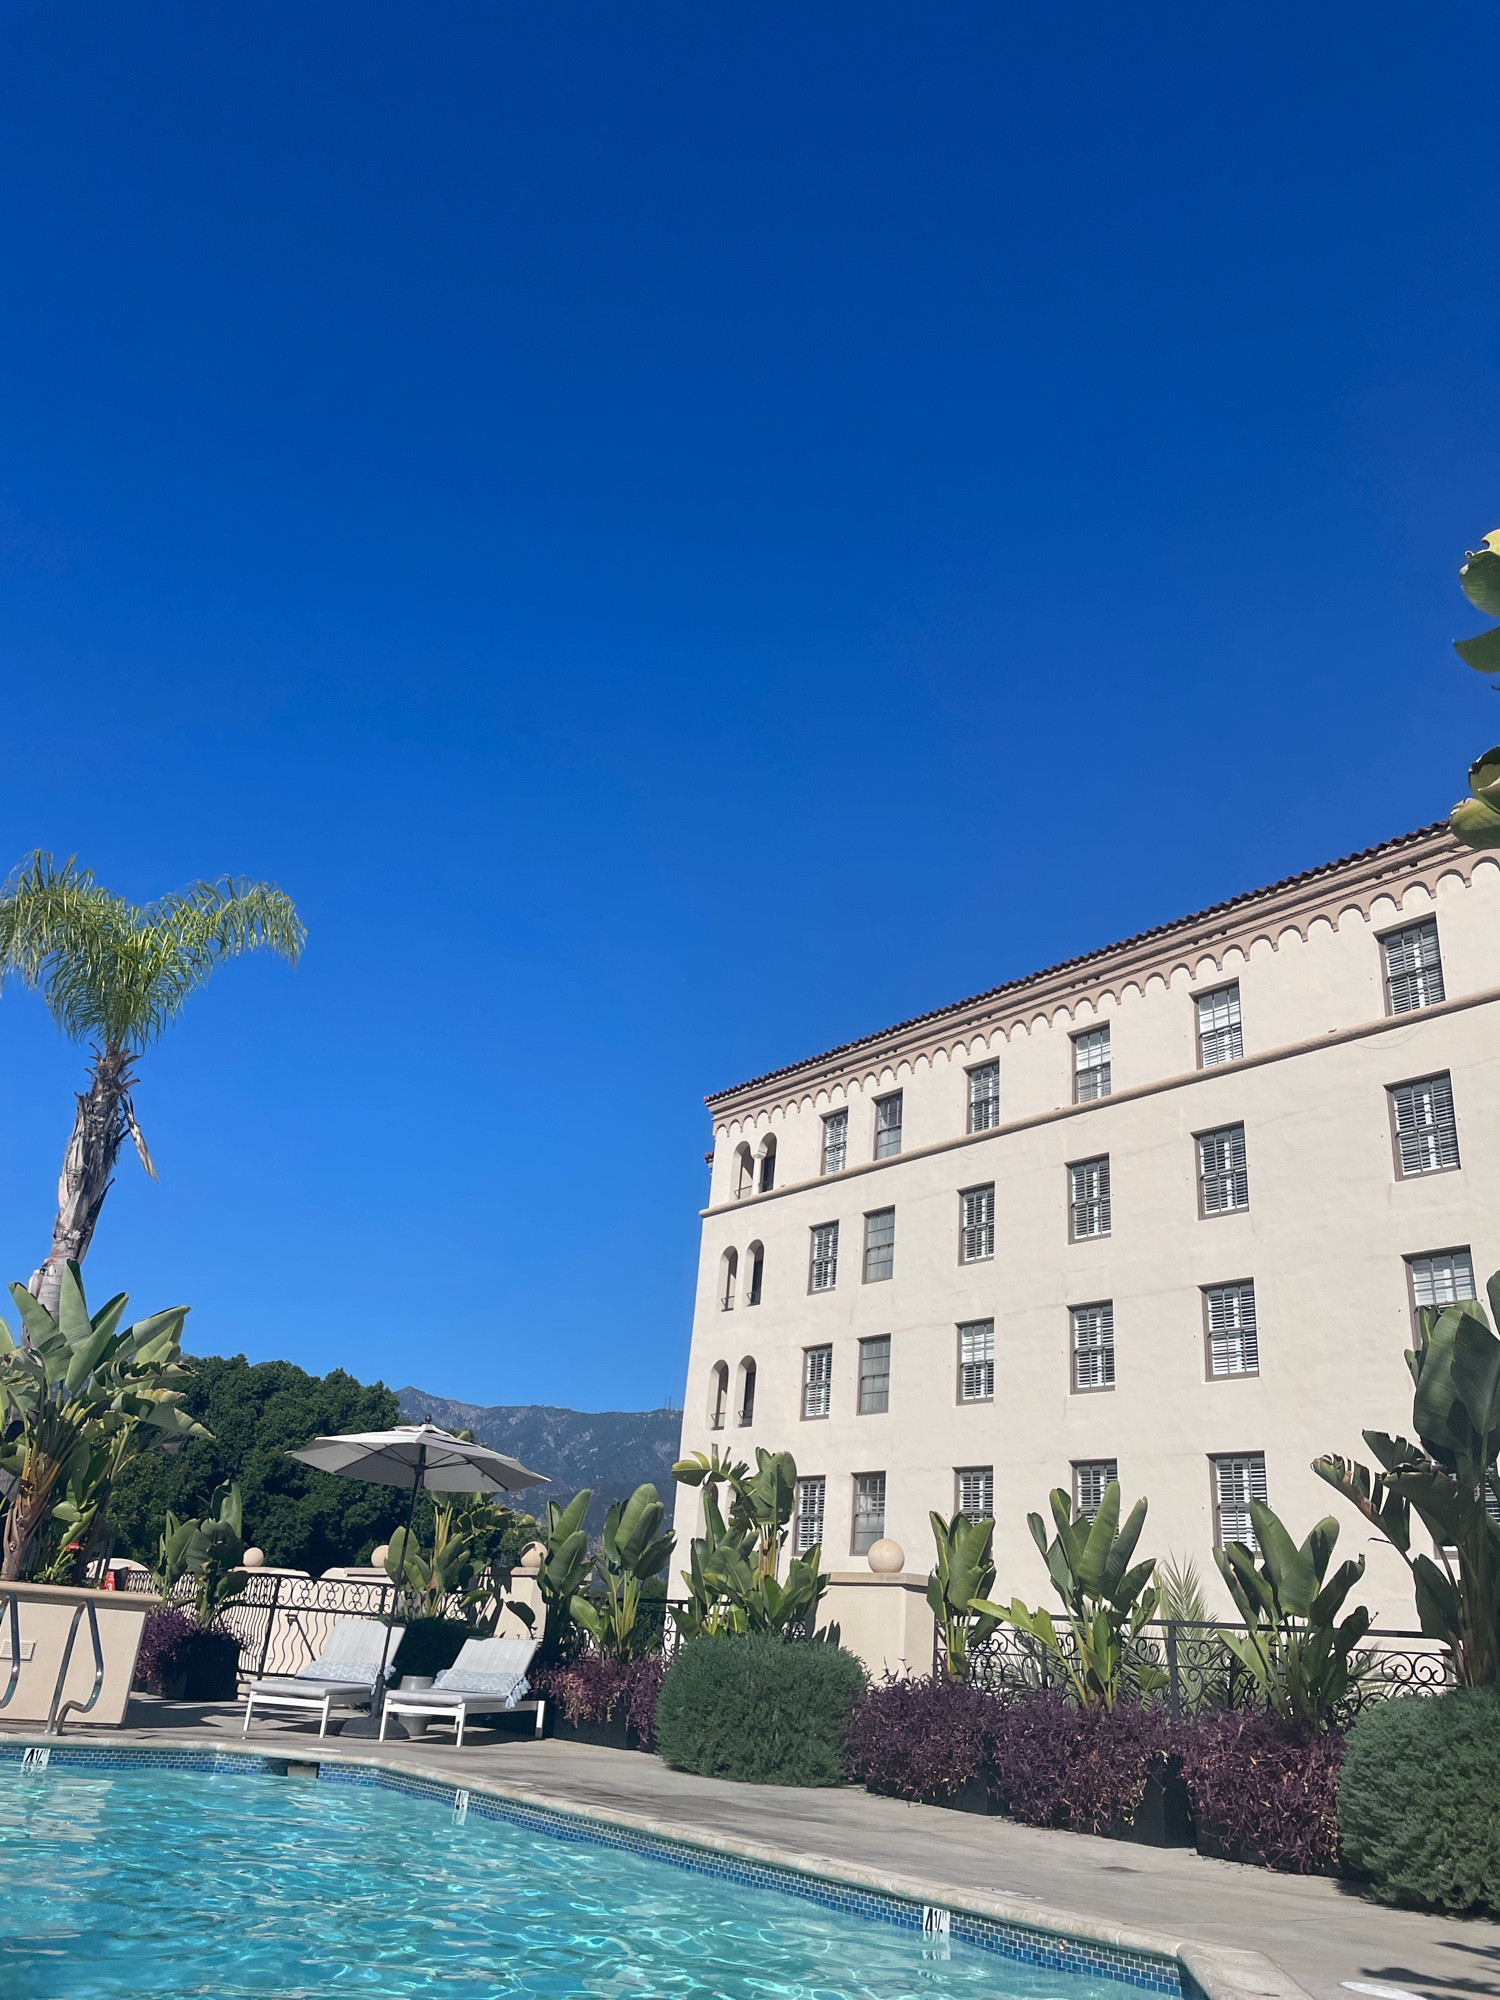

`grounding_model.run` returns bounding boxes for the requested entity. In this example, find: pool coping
[0,1733,1309,2000]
